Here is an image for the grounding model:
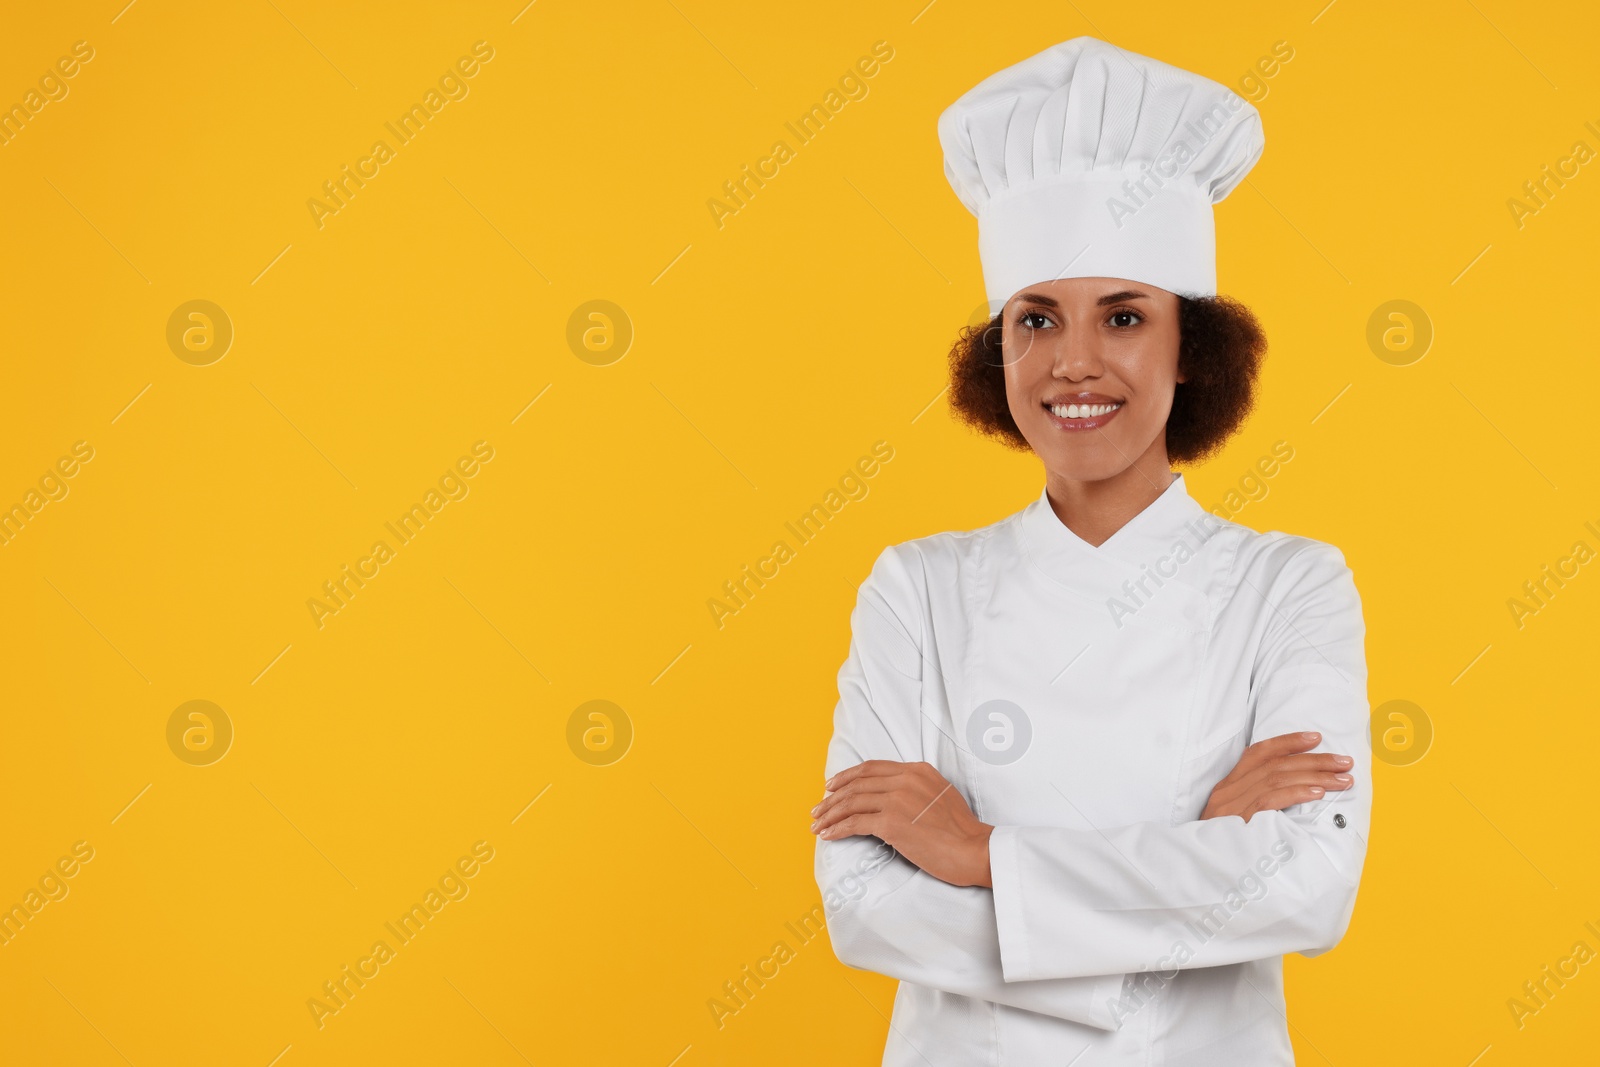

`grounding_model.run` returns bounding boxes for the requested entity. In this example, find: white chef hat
[938,36,1264,307]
